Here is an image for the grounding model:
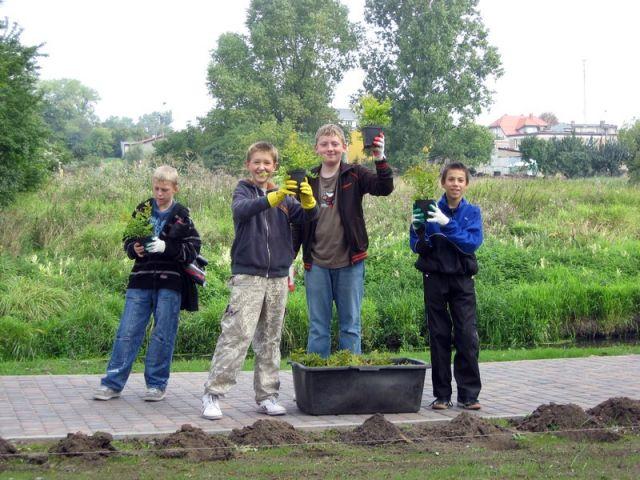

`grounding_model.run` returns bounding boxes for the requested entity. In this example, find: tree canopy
[0,19,50,204]
[362,0,502,161]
